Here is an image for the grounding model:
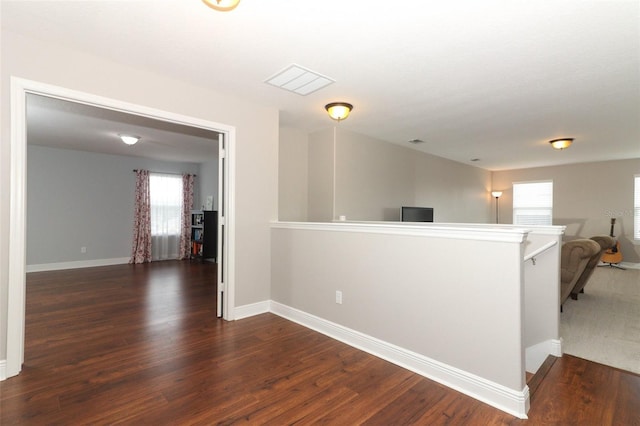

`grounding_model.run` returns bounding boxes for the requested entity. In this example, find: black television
[401,206,434,222]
